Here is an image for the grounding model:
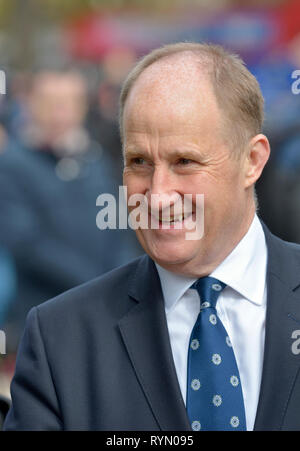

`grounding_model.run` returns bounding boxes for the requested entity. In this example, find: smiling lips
[149,210,194,229]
